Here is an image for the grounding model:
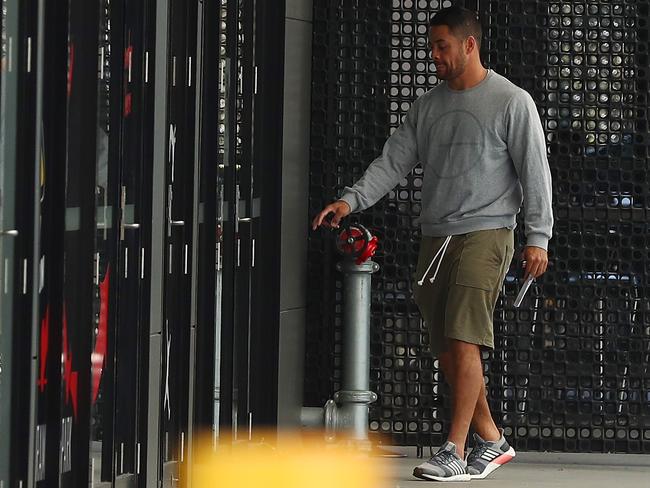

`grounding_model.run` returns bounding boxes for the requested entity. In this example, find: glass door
[1,0,44,484]
[60,1,100,487]
[89,1,119,482]
[35,0,68,484]
[89,0,155,484]
[0,0,20,484]
[192,0,225,447]
[160,0,198,484]
[111,0,153,481]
